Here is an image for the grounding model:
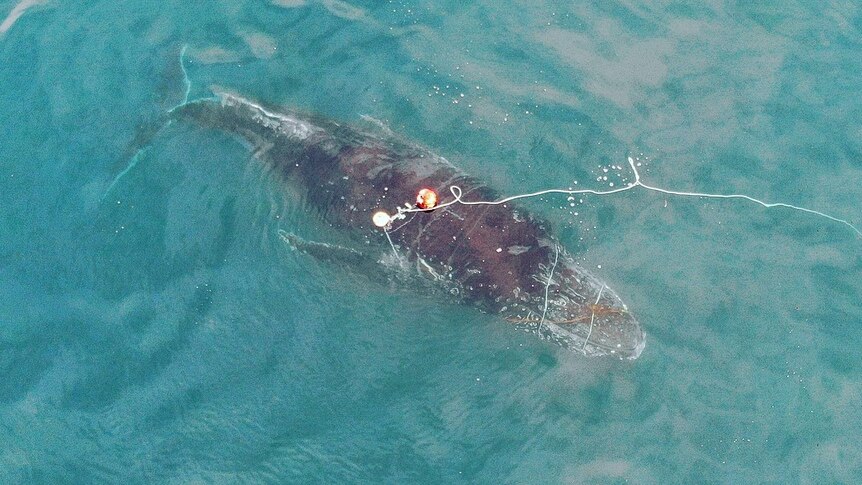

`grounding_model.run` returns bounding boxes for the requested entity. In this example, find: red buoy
[416,188,438,210]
